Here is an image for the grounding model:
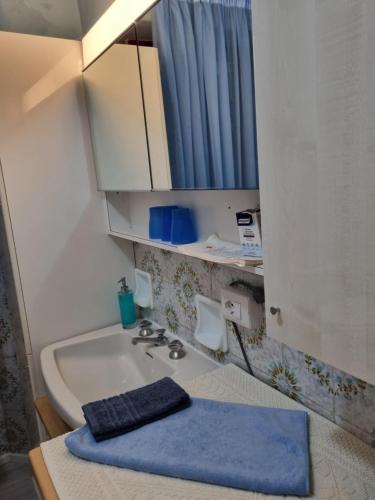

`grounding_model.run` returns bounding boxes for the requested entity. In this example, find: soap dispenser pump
[118,277,136,329]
